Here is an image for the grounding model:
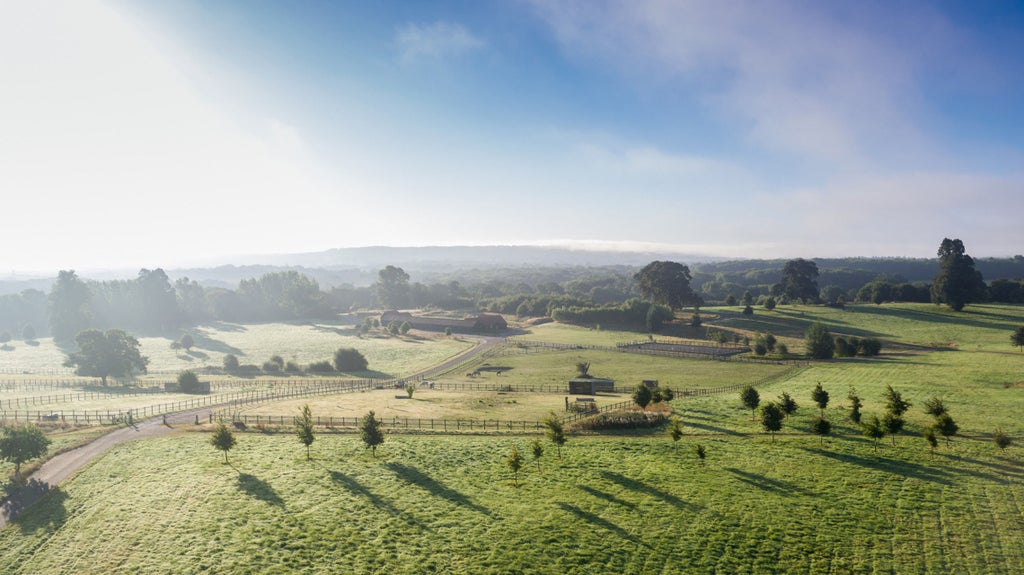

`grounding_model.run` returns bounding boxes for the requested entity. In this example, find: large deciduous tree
[0,424,51,481]
[931,238,985,311]
[63,329,149,385]
[48,270,92,342]
[780,259,820,303]
[634,261,698,310]
[376,265,411,309]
